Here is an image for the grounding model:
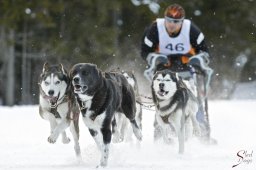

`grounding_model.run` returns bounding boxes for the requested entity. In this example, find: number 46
[165,43,184,51]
